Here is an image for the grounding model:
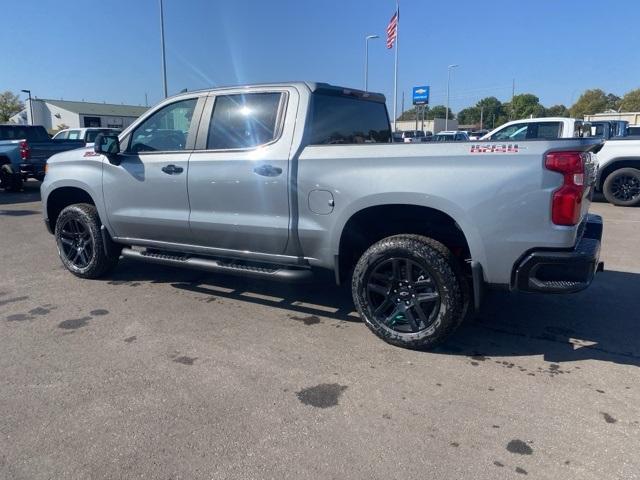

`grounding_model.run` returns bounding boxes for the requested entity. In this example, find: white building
[10,98,148,132]
[585,111,640,125]
[395,118,458,134]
